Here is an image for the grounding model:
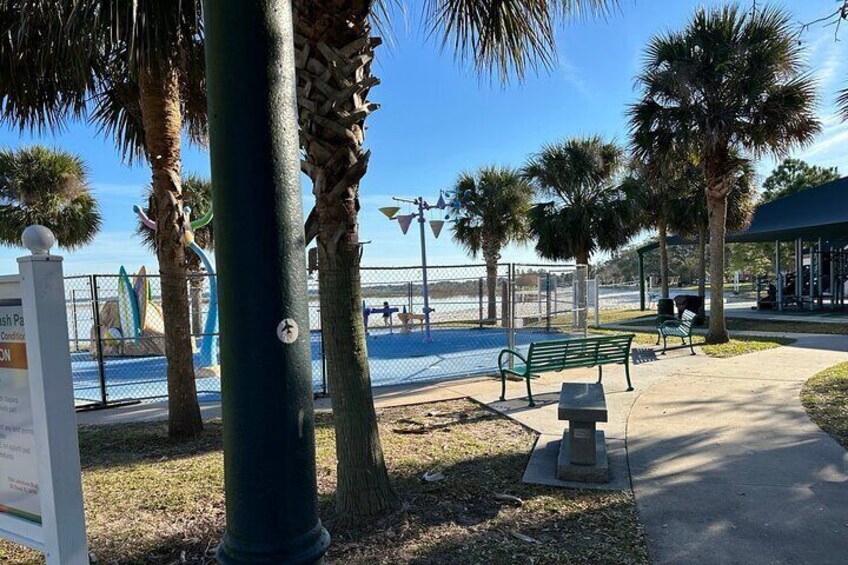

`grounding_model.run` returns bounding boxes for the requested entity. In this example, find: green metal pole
[638,251,646,311]
[203,0,329,563]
